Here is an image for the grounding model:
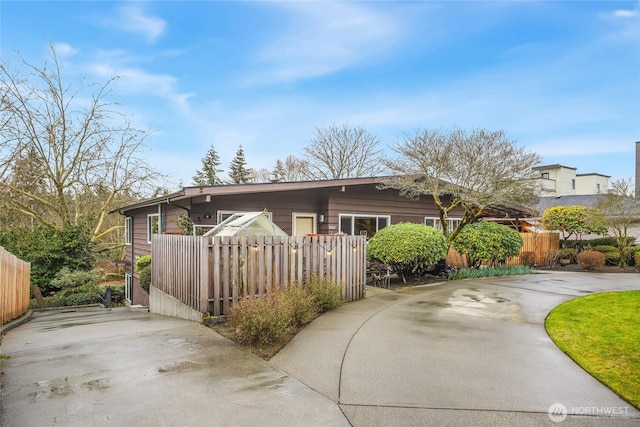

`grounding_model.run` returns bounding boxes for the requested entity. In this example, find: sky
[2,1,639,190]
